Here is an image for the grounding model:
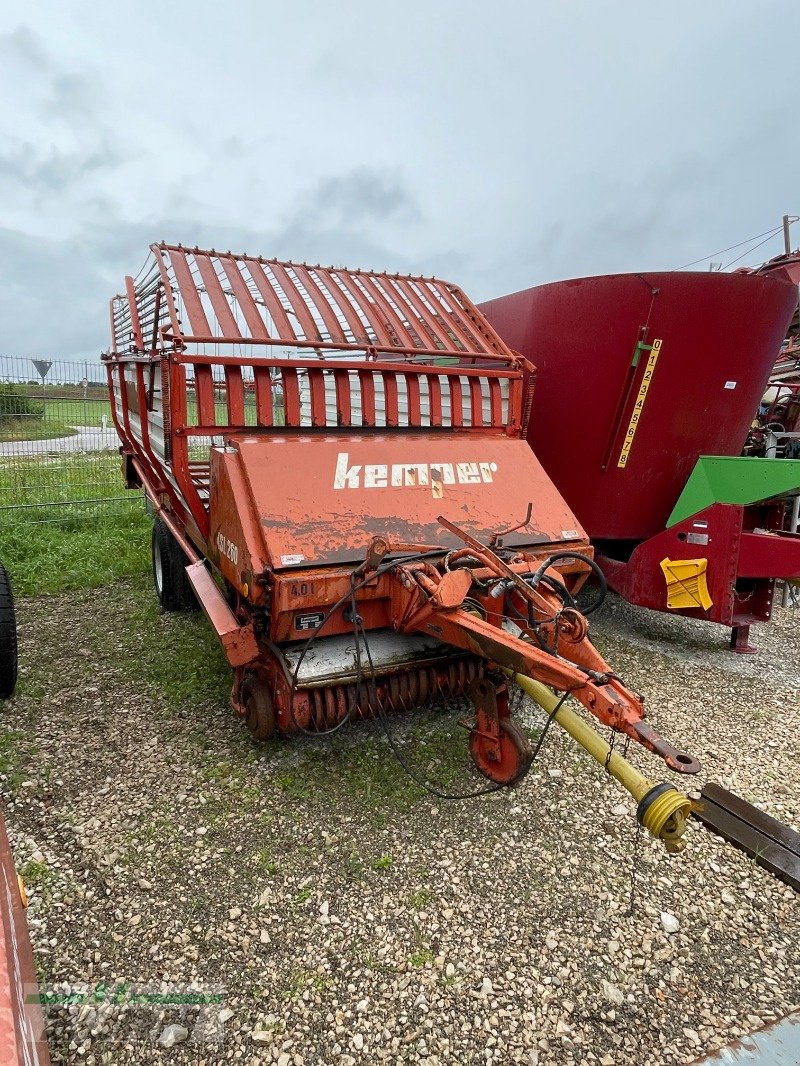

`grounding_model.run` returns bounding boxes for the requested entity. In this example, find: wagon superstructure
[104,243,697,849]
